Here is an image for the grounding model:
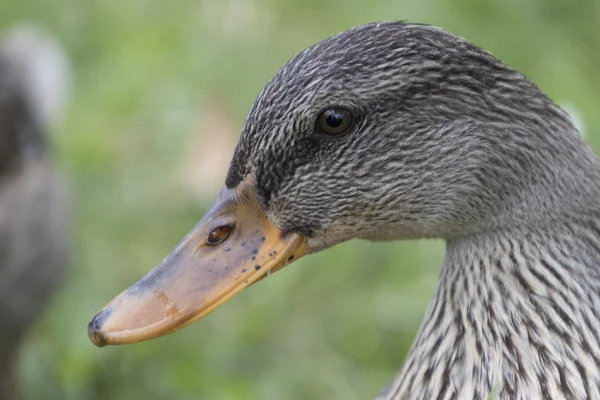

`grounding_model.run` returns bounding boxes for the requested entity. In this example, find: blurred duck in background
[0,25,70,399]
